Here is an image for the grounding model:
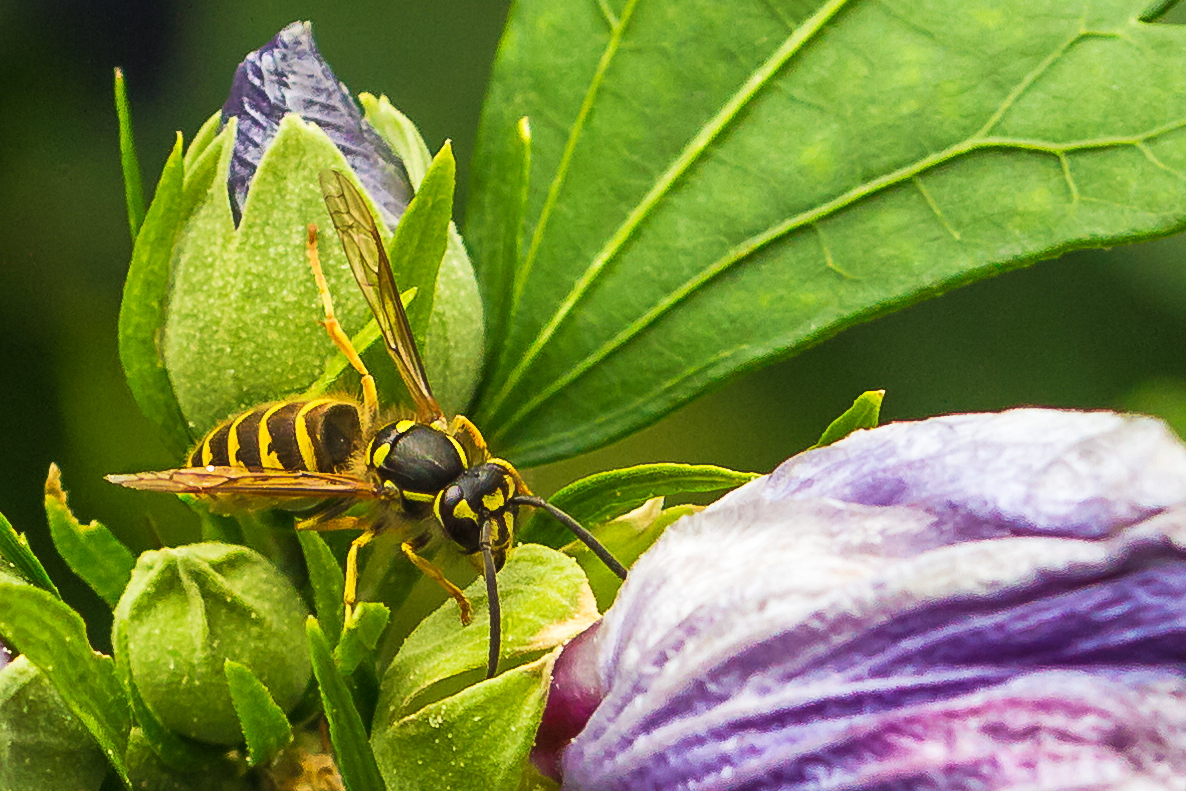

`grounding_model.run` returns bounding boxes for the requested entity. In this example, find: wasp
[109,170,627,678]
